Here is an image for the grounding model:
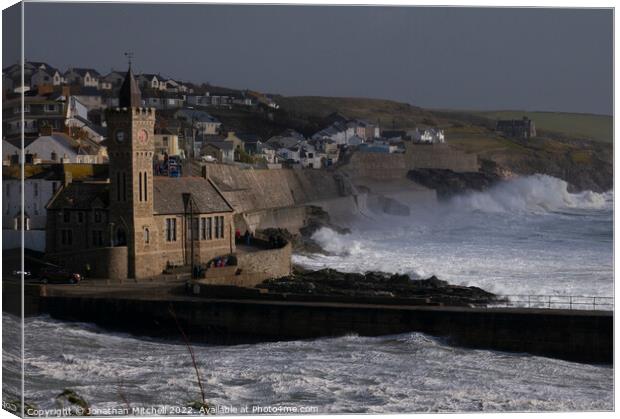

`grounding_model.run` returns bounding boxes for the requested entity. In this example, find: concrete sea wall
[42,295,613,364]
